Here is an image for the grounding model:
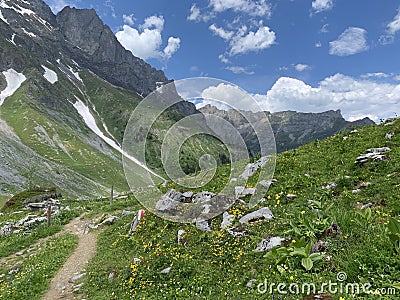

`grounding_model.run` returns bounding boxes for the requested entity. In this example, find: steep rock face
[56,7,168,96]
[199,105,374,153]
